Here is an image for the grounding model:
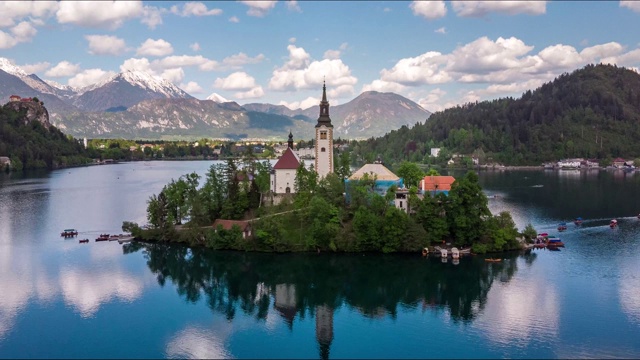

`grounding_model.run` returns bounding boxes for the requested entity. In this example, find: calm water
[1,163,639,359]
